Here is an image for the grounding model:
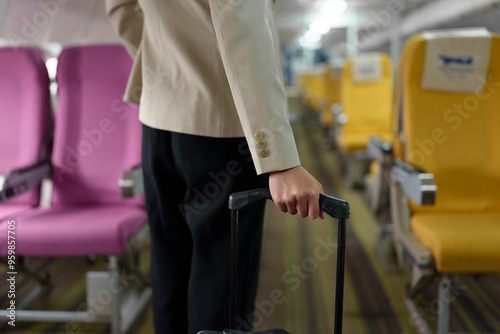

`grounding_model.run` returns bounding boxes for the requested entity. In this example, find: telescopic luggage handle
[229,188,350,219]
[228,188,349,334]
